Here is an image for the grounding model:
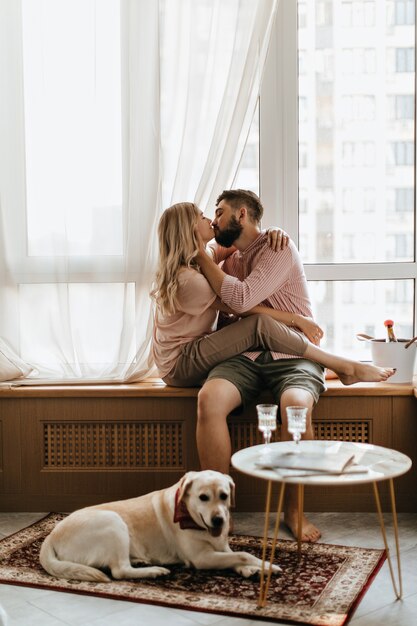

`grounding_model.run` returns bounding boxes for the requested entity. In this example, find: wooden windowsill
[0,376,415,399]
